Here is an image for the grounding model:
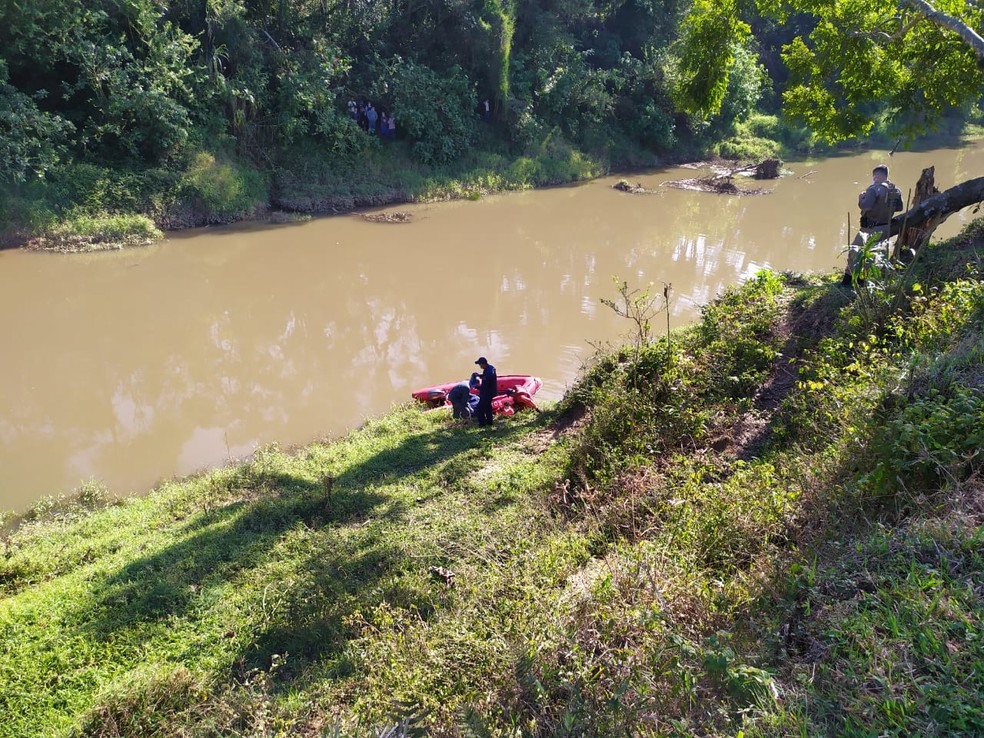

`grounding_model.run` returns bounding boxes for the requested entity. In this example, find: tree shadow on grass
[735,283,852,461]
[86,480,386,635]
[230,416,547,678]
[79,414,540,682]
